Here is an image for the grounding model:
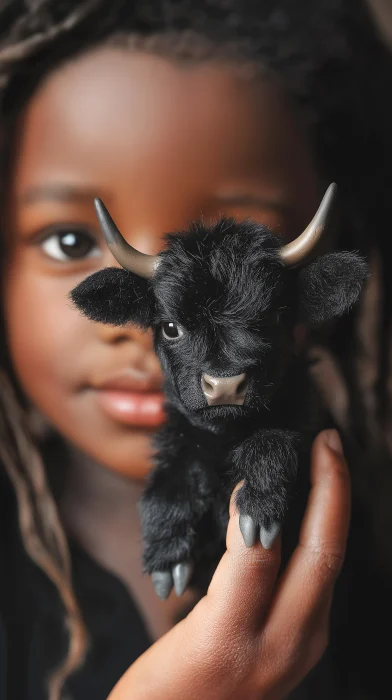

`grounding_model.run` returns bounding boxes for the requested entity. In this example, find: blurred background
[368,0,392,48]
